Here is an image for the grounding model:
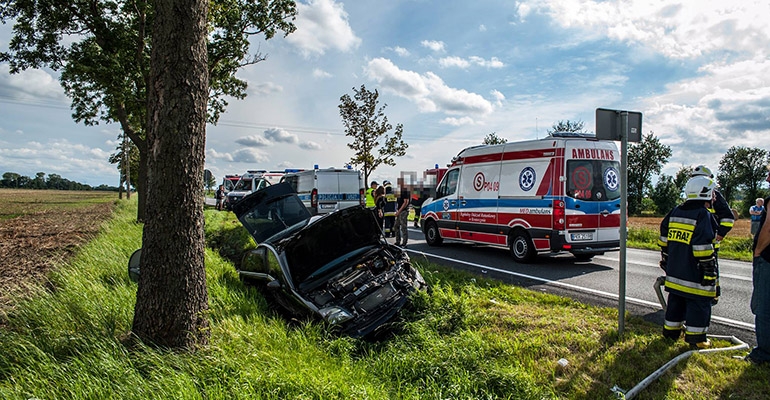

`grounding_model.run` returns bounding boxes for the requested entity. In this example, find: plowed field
[0,189,117,309]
